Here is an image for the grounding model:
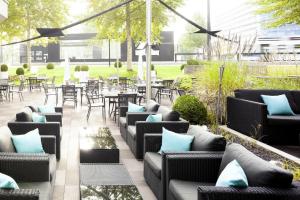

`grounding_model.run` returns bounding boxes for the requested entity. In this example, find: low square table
[80,127,119,163]
[80,164,142,200]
